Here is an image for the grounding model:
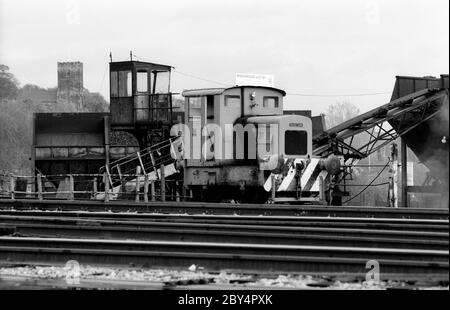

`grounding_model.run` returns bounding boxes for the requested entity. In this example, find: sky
[0,0,448,115]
